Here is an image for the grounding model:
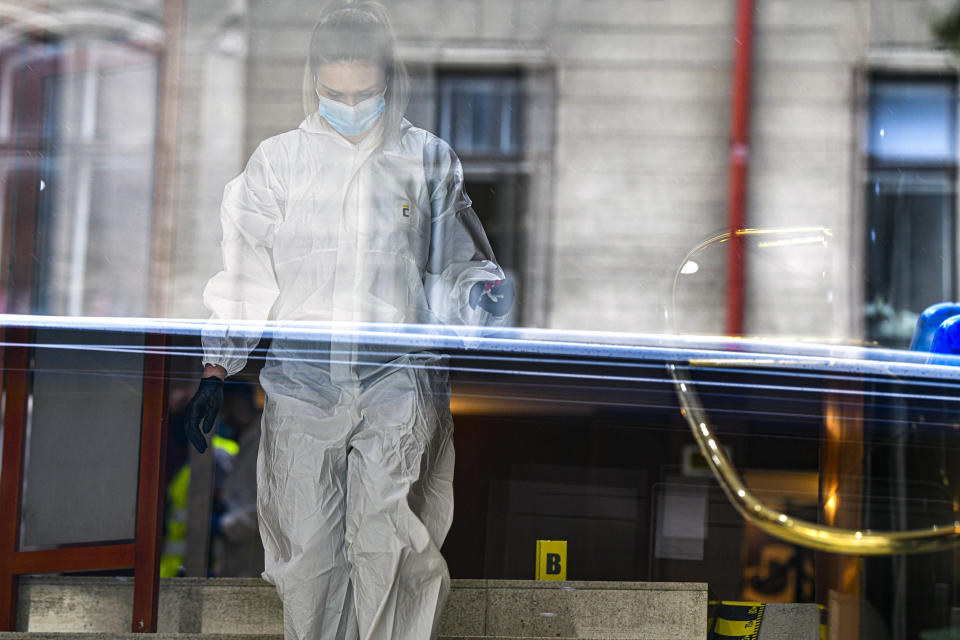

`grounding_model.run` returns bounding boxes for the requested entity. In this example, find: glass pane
[37,156,154,316]
[20,329,144,549]
[439,73,523,155]
[866,170,955,347]
[11,3,960,639]
[868,79,957,163]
